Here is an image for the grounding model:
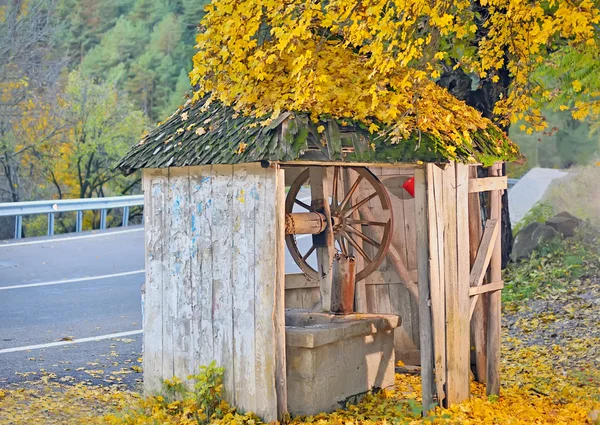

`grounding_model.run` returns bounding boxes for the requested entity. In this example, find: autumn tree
[0,0,65,203]
[188,0,600,264]
[37,71,149,200]
[64,0,210,122]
